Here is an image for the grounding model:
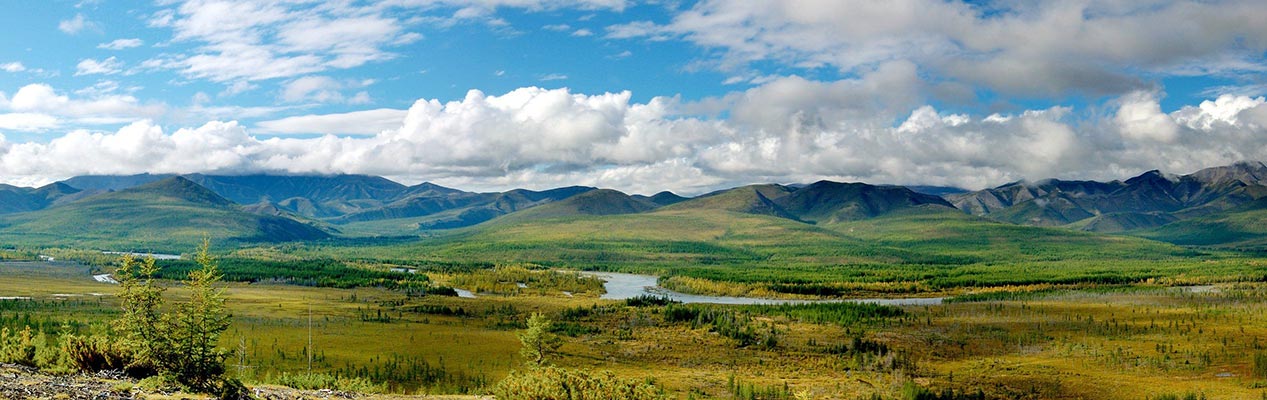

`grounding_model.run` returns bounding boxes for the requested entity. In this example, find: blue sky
[1,1,1266,194]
